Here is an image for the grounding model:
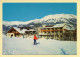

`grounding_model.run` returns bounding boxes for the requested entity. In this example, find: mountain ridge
[3,14,77,34]
[3,14,77,26]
